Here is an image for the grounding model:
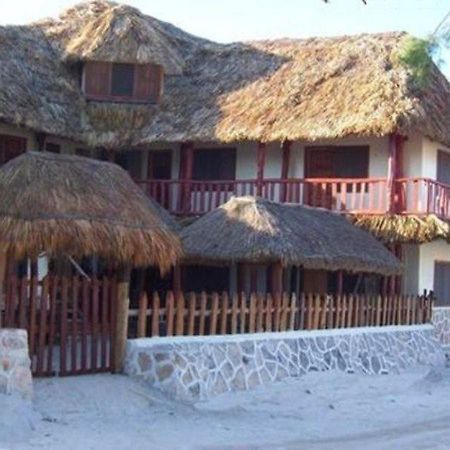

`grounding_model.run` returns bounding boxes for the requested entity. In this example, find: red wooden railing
[136,177,389,215]
[396,178,450,218]
[136,177,450,218]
